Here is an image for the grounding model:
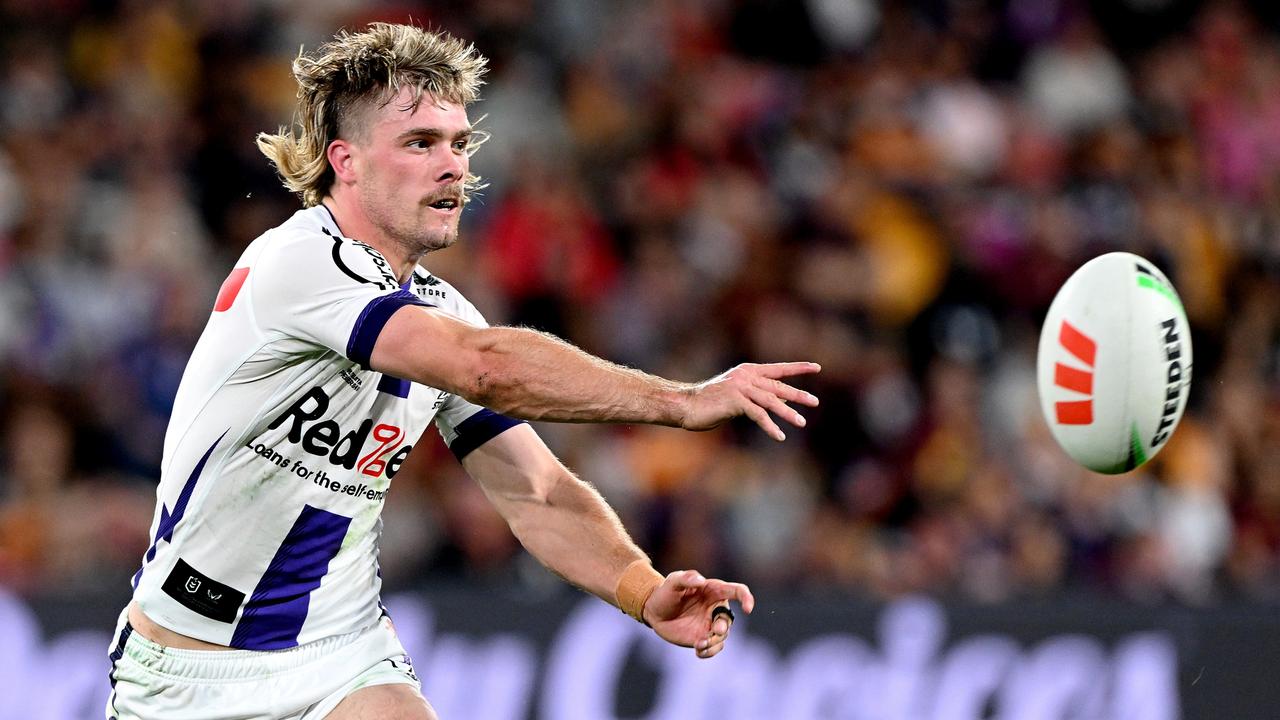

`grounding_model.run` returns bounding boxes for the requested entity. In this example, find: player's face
[354,87,472,254]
